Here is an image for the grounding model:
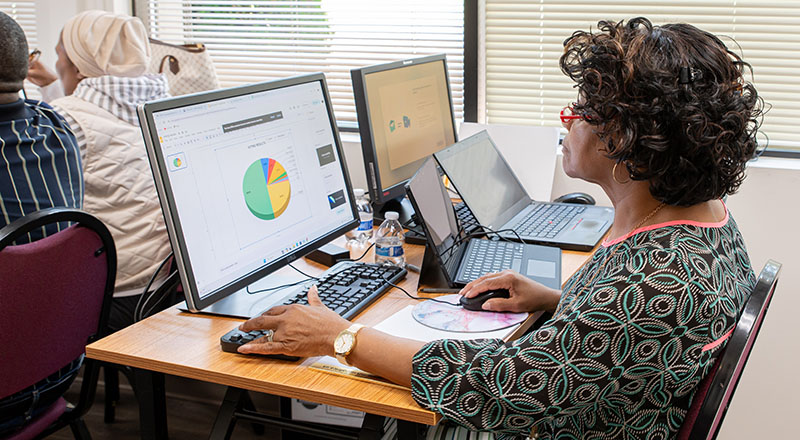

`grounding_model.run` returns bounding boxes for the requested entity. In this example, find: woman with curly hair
[237,17,763,439]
